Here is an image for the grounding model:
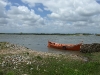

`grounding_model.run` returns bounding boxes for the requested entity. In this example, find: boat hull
[48,41,82,51]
